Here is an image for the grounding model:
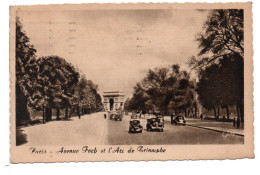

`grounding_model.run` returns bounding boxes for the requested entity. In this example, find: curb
[185,124,244,137]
